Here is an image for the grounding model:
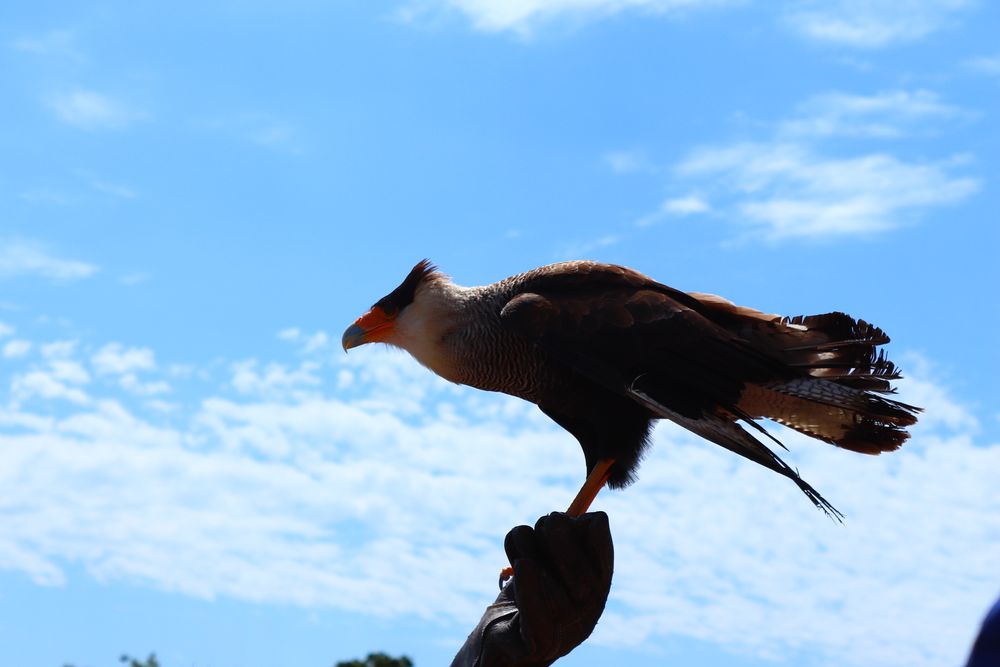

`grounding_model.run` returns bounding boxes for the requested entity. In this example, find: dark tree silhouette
[65,649,413,667]
[119,654,160,667]
[334,652,414,667]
